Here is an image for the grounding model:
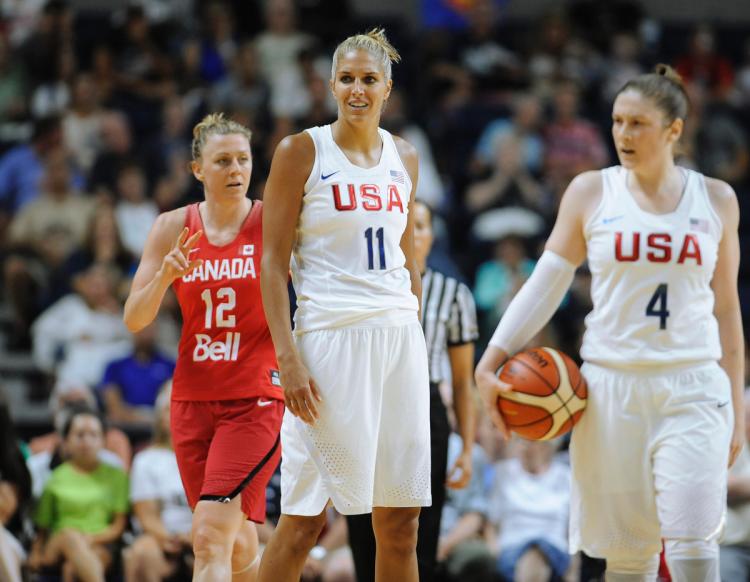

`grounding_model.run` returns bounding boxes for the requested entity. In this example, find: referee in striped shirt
[346,200,480,582]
